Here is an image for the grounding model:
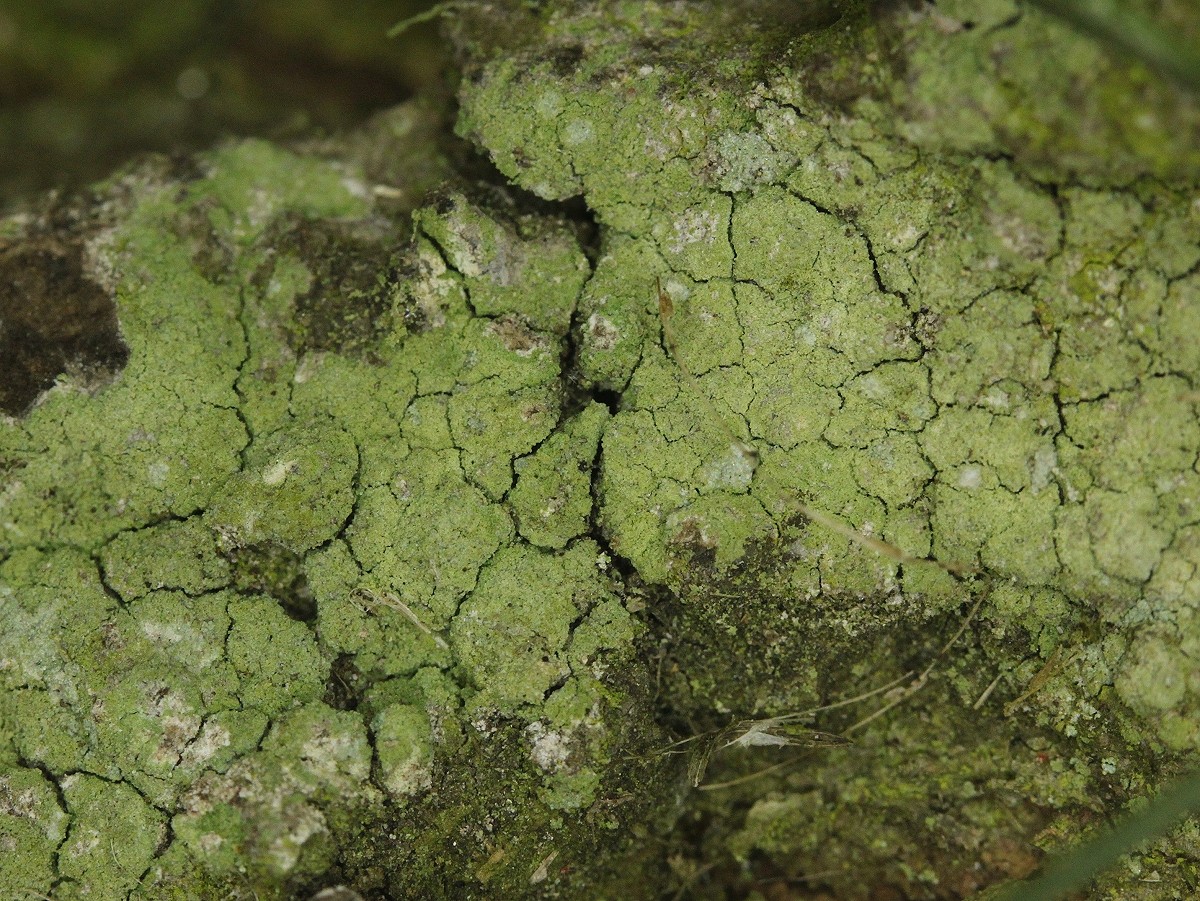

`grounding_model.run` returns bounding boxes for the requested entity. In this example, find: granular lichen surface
[2,1,1200,899]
